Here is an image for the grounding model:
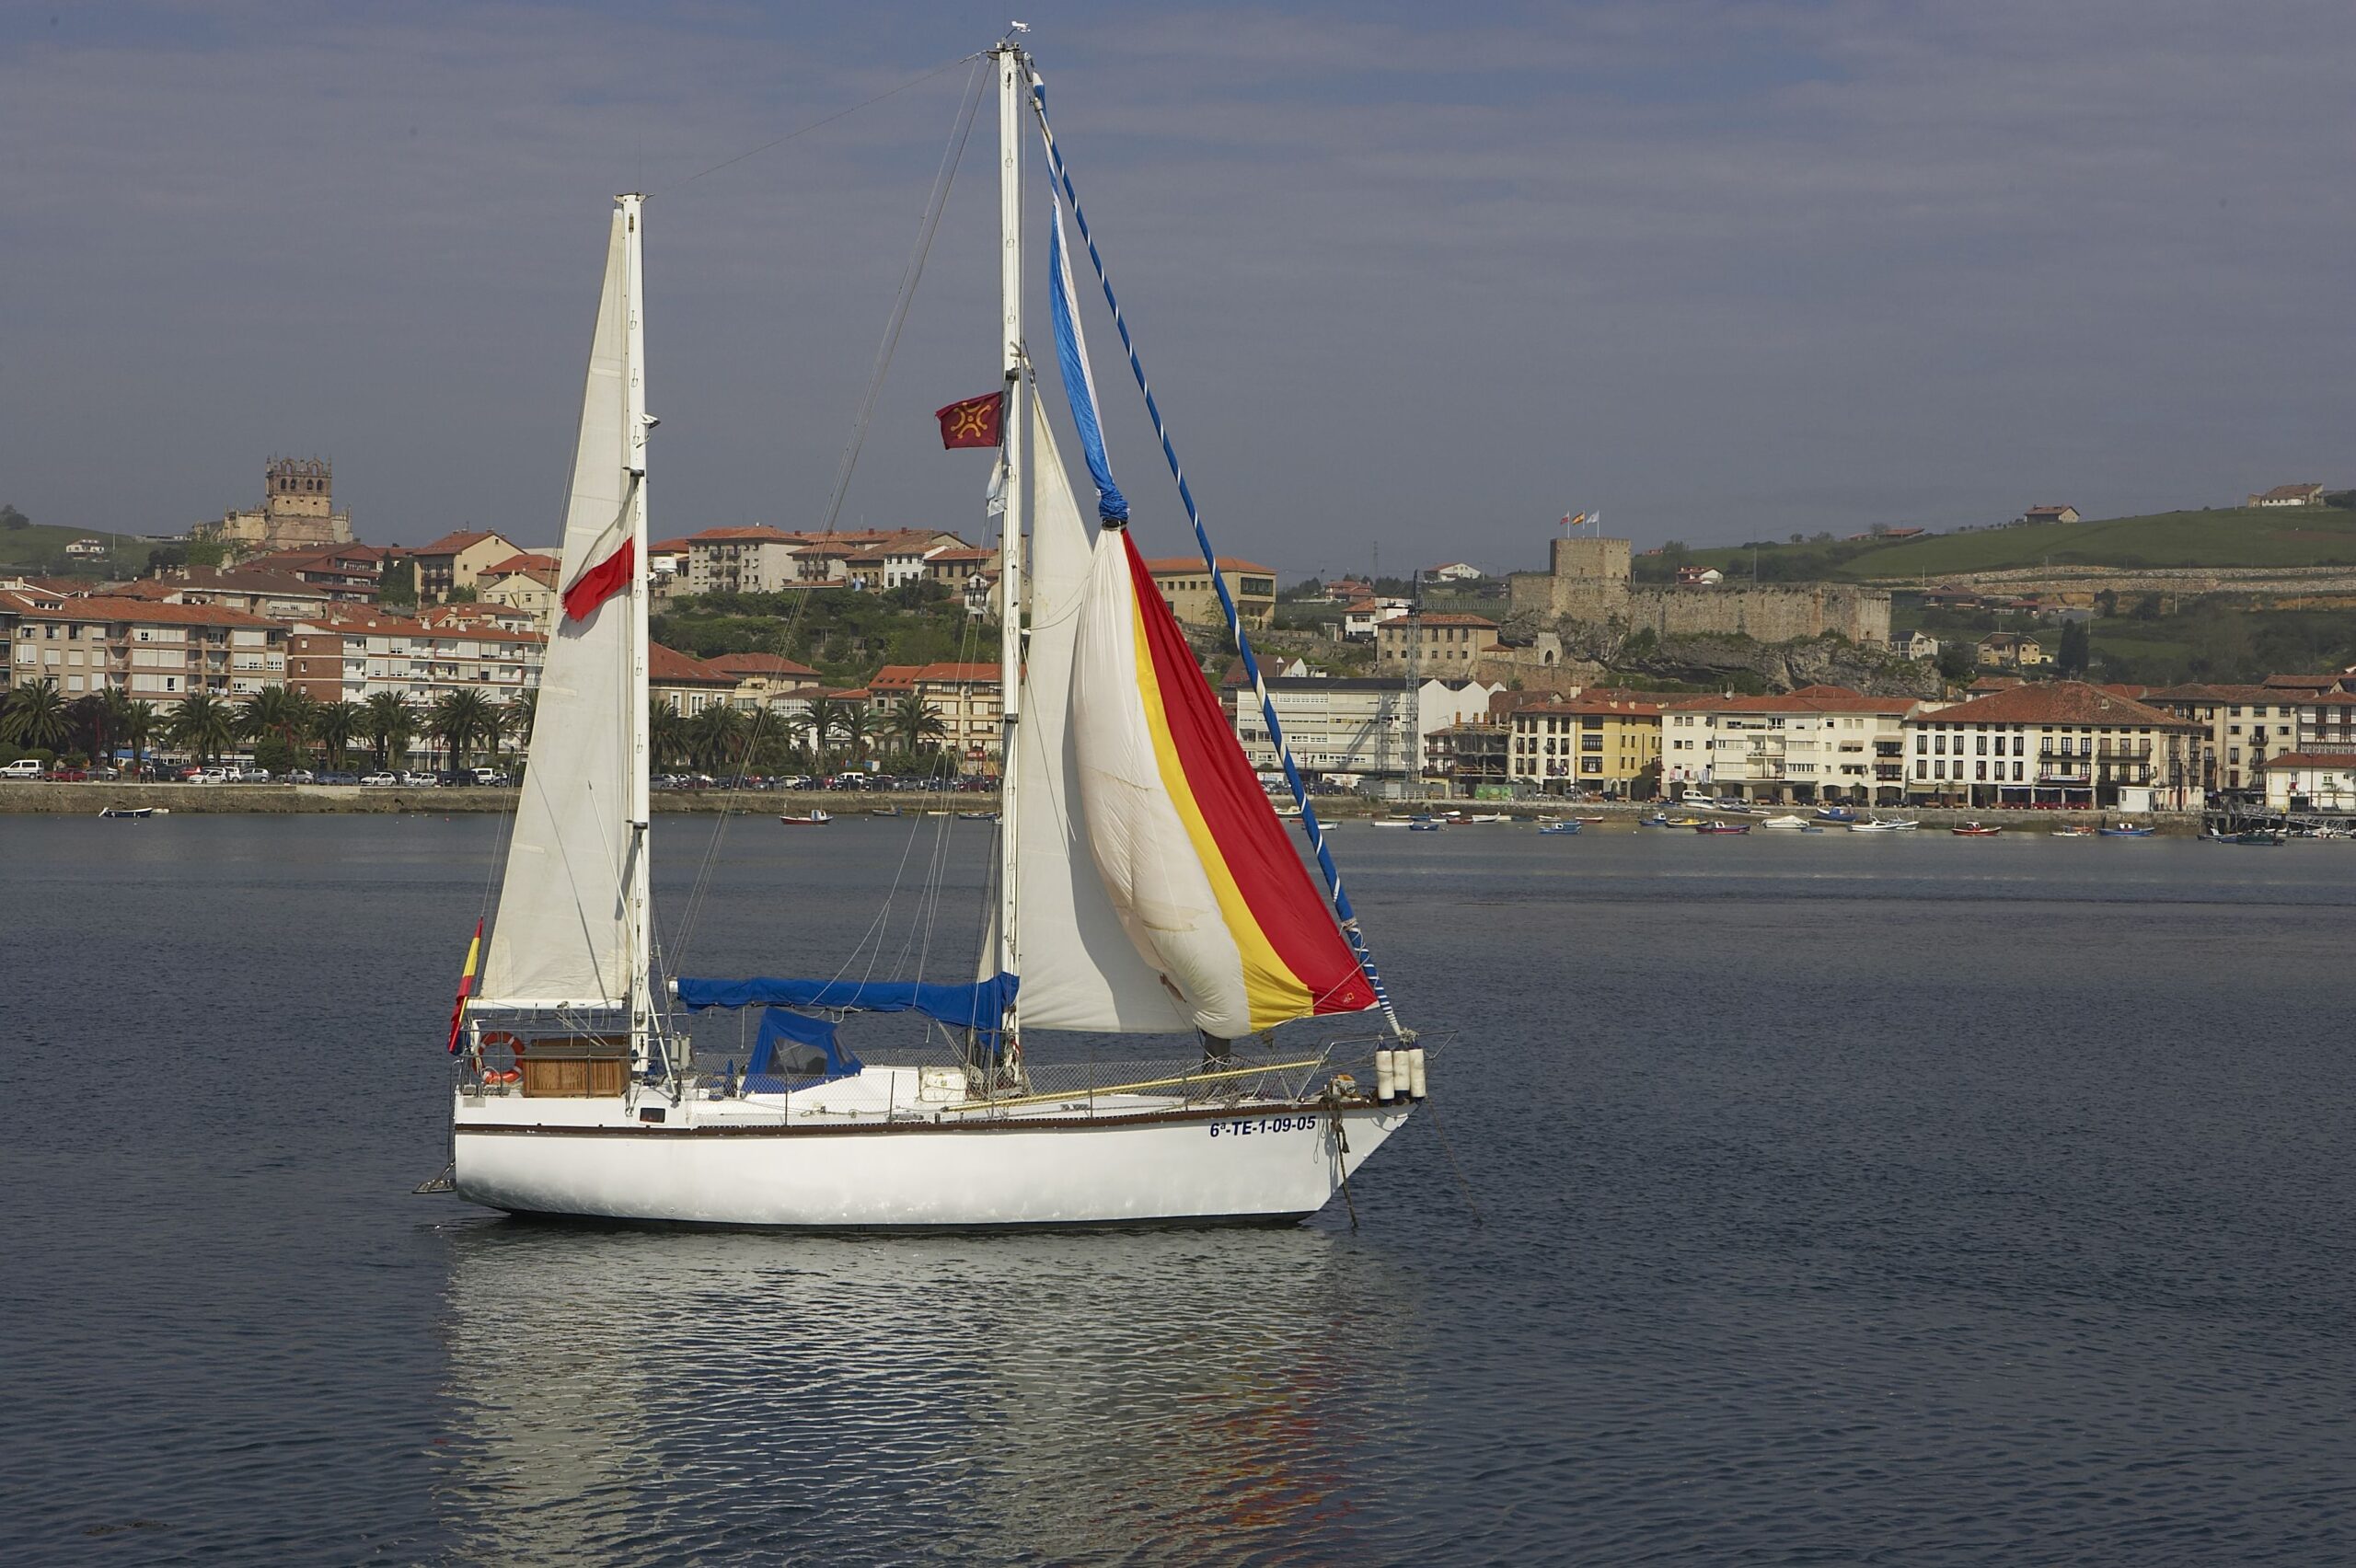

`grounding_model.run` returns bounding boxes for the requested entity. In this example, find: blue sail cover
[676,974,1016,1027]
[1045,198,1126,524]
